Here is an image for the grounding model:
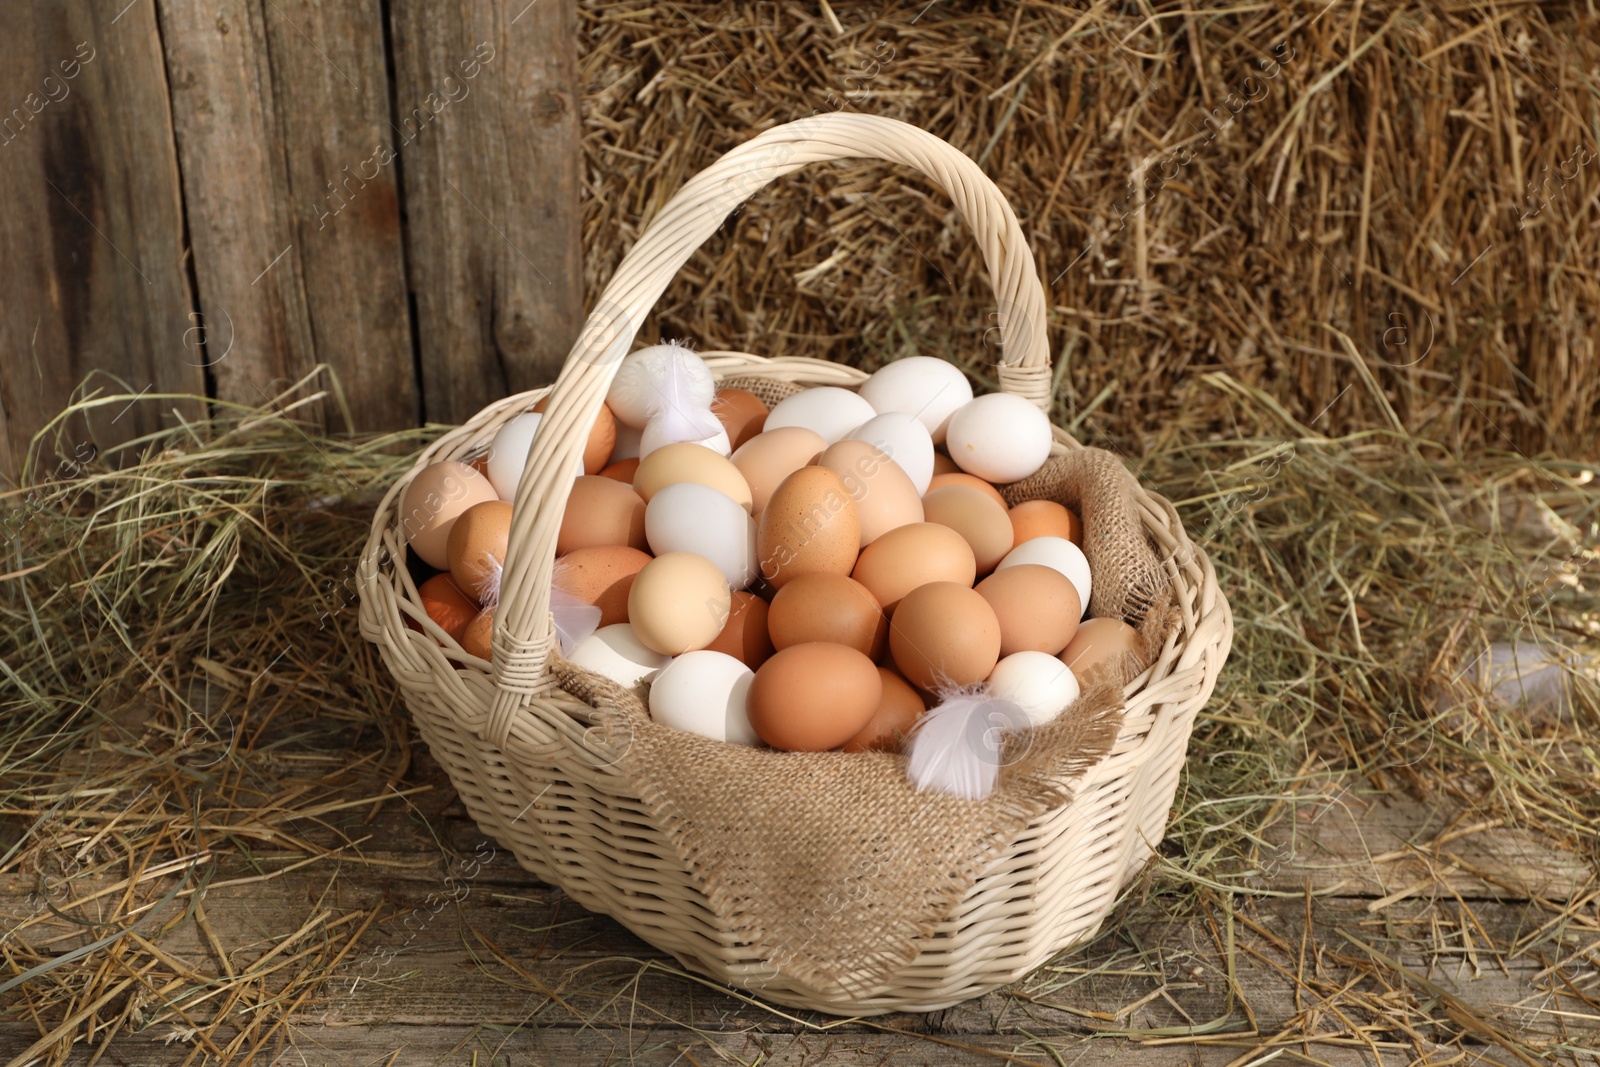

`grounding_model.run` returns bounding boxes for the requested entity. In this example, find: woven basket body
[358,114,1232,1015]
